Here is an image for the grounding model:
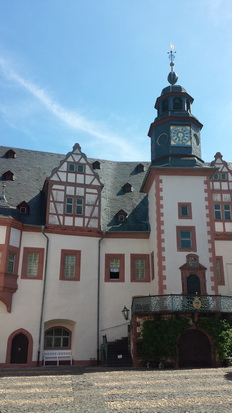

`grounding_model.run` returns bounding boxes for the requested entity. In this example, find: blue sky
[0,0,232,162]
